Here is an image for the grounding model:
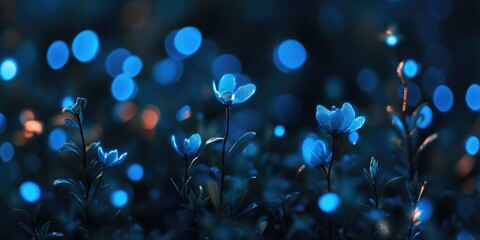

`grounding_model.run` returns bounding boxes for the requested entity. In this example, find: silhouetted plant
[14,203,64,240]
[53,97,127,235]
